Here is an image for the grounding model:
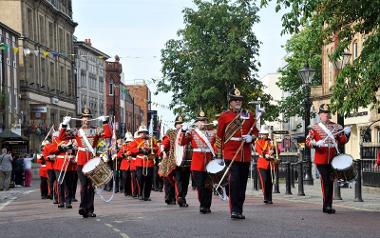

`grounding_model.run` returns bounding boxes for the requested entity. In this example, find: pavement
[246,177,380,212]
